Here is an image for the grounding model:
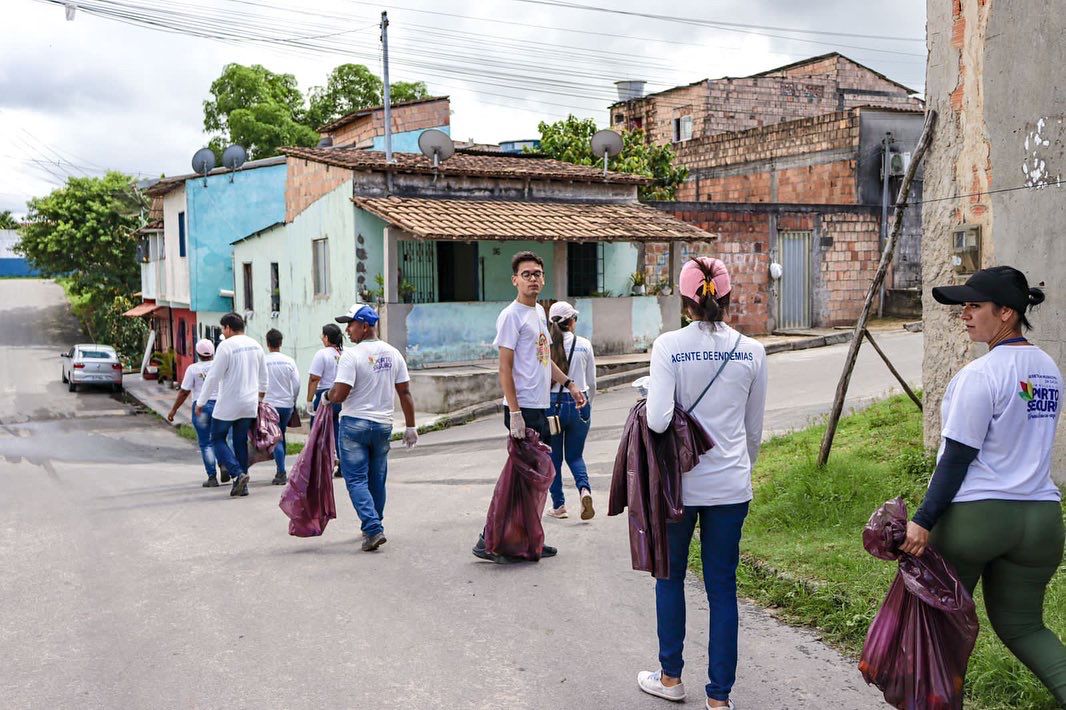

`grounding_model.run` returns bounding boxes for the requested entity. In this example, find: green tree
[534,115,688,201]
[0,210,19,229]
[17,173,149,363]
[306,63,429,130]
[203,63,319,160]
